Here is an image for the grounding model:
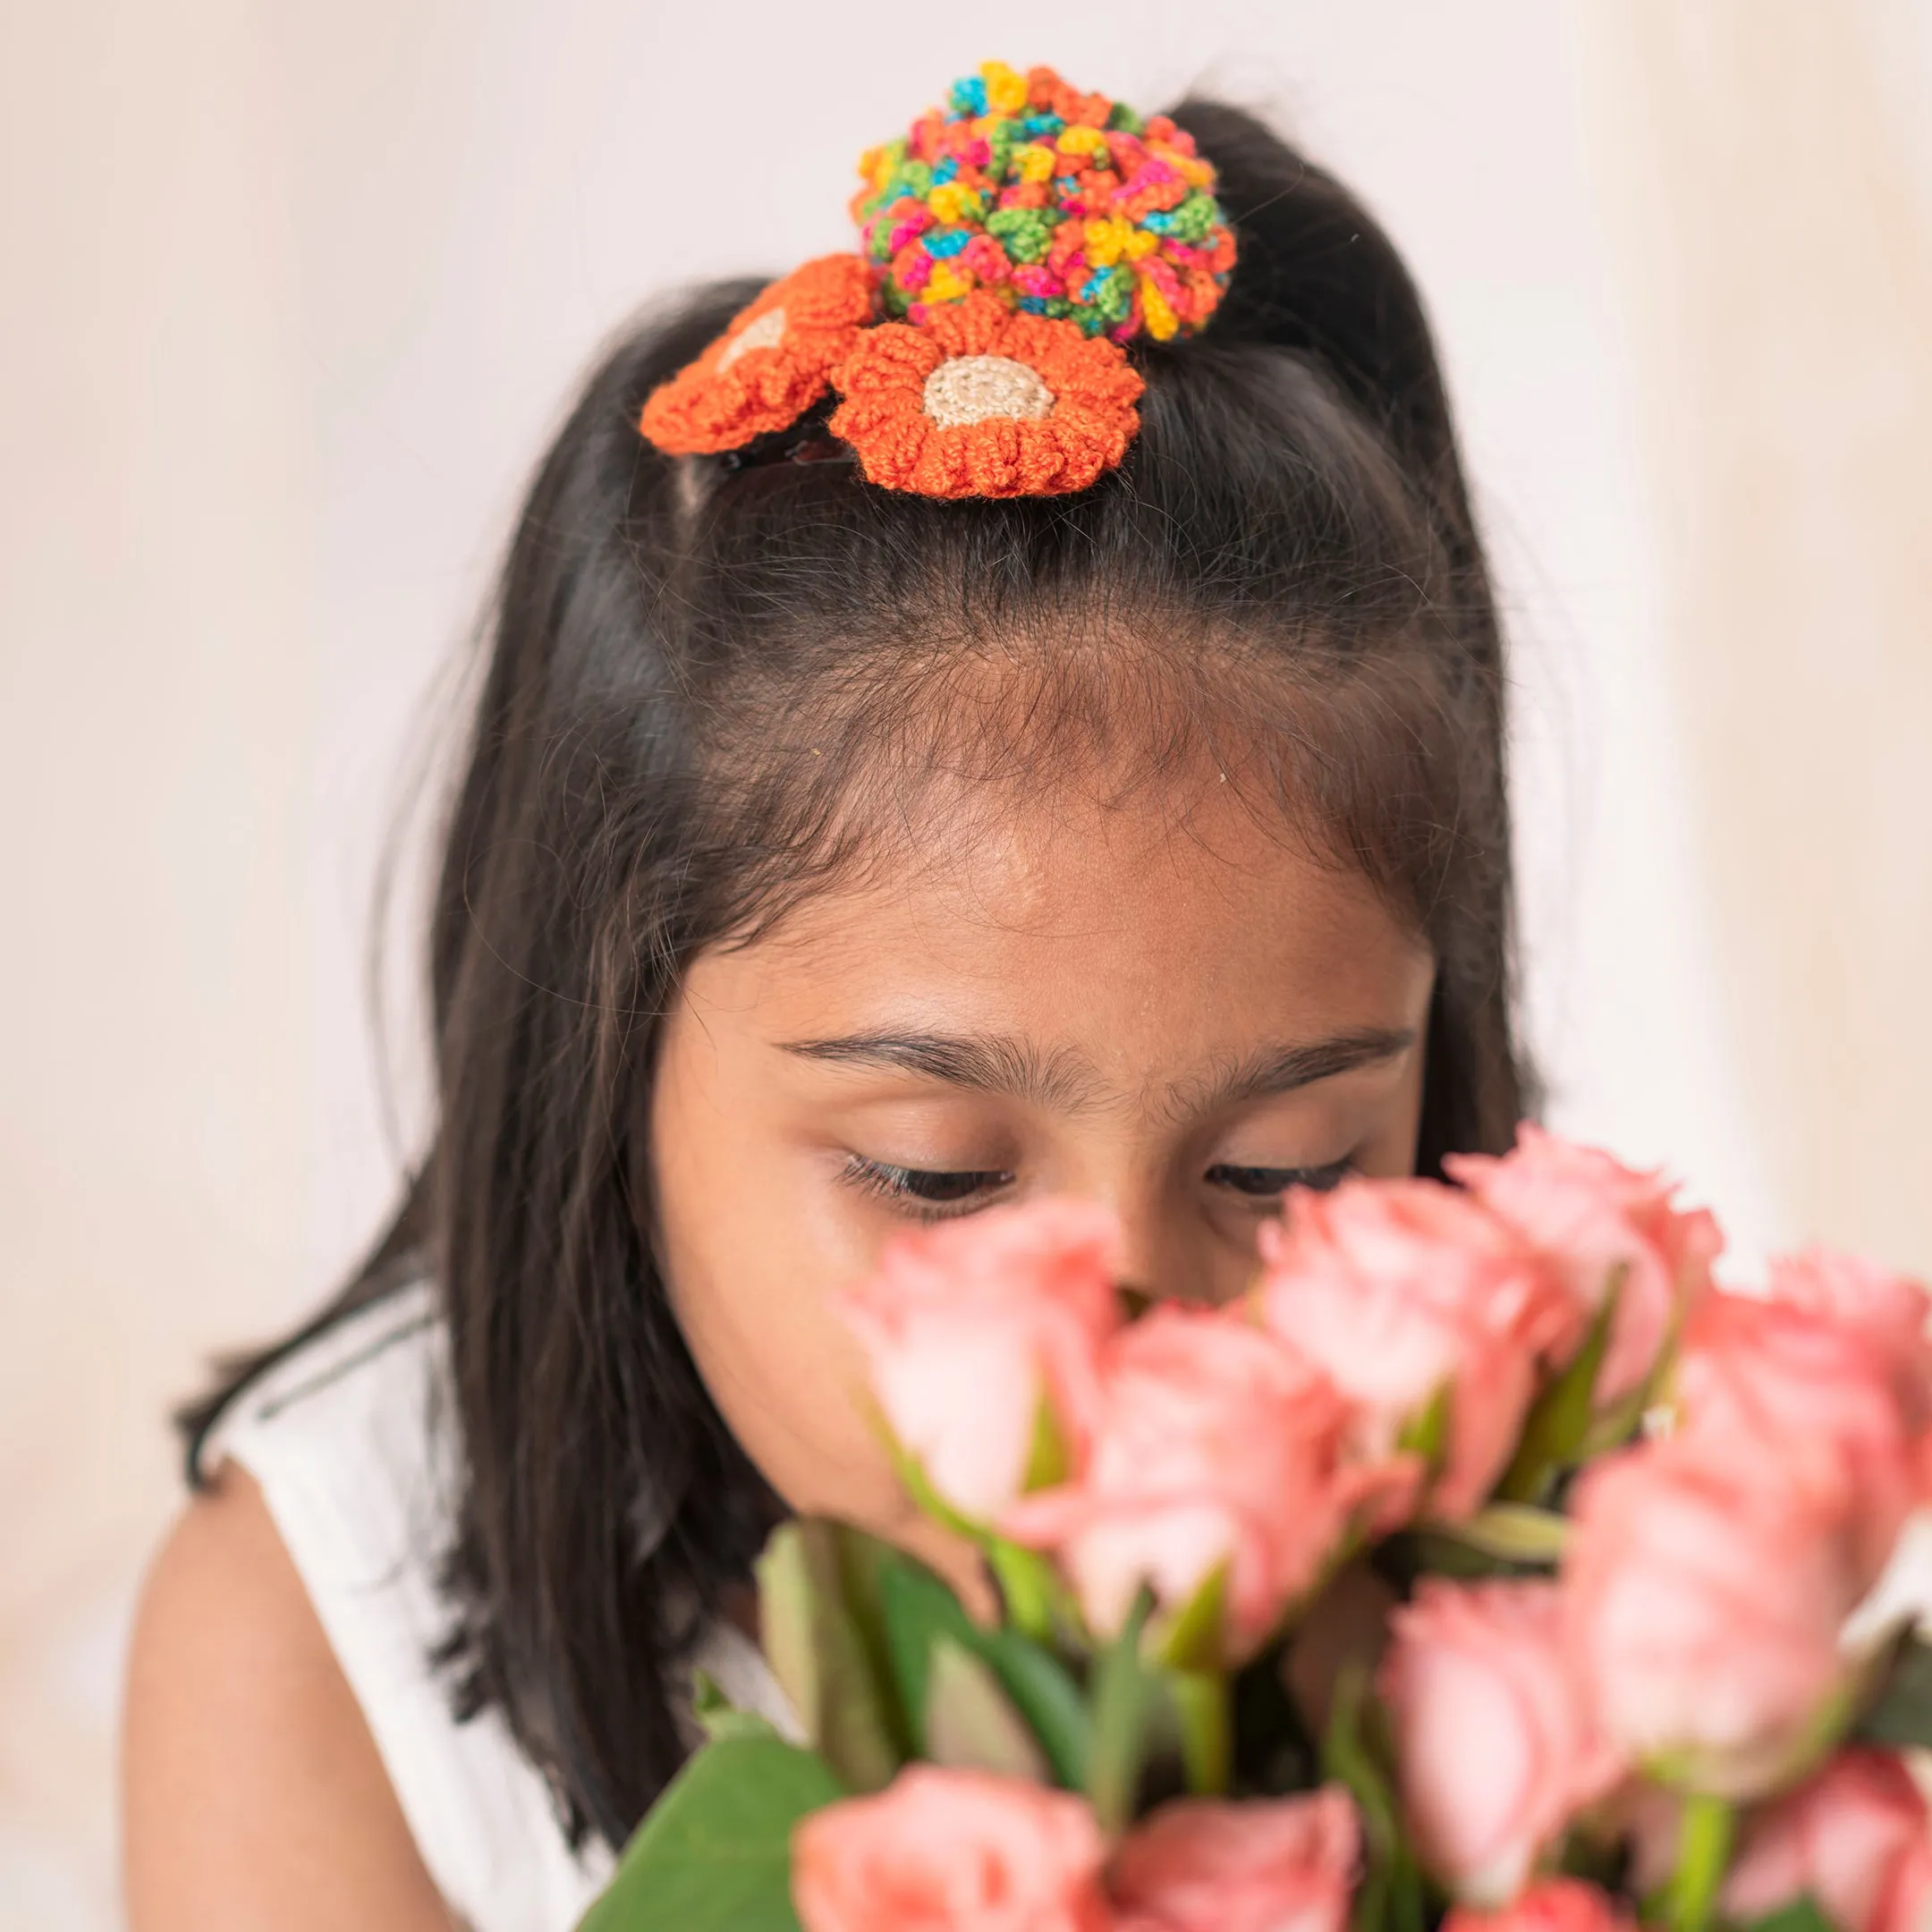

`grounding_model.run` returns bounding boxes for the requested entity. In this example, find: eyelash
[1204,1159,1352,1199]
[843,1157,1017,1219]
[842,1156,1353,1221]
